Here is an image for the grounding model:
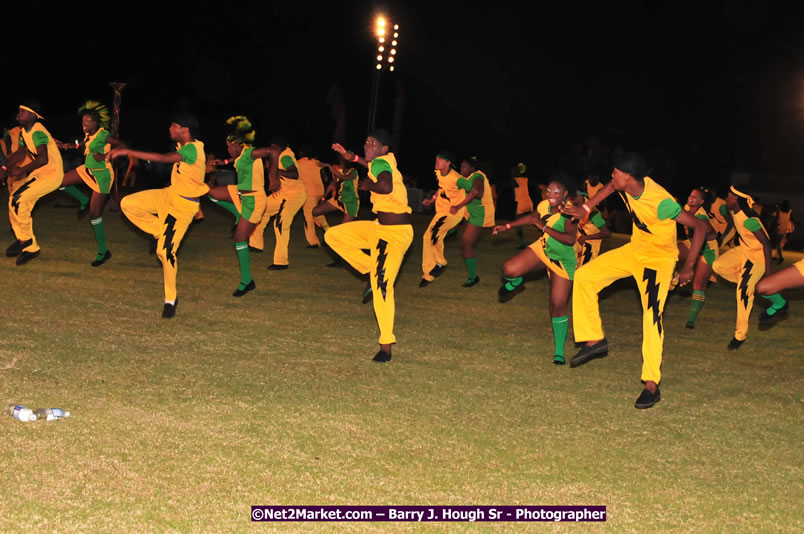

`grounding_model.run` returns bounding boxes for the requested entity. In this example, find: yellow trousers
[573,243,674,384]
[302,194,330,246]
[8,170,63,252]
[712,247,765,341]
[121,187,199,302]
[575,239,603,268]
[325,220,413,344]
[421,211,463,281]
[249,187,306,265]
